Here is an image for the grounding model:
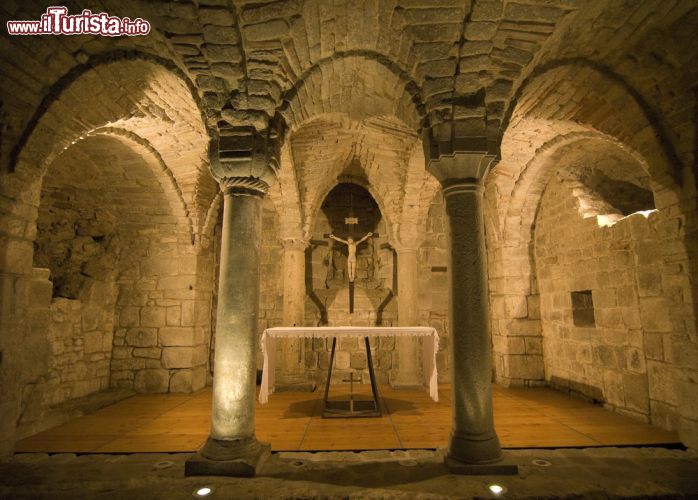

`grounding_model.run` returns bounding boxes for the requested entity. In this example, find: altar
[259,326,440,408]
